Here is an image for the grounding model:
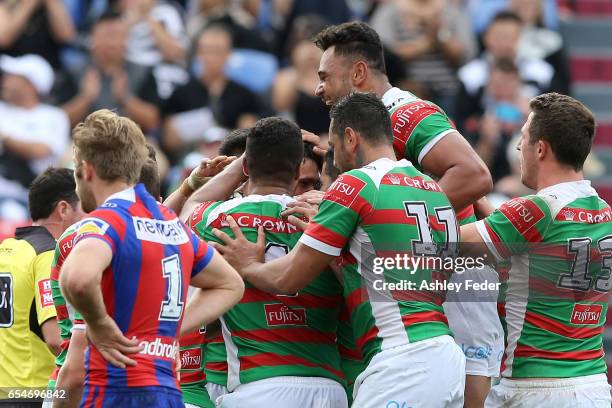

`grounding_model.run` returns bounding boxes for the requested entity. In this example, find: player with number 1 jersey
[74,184,214,407]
